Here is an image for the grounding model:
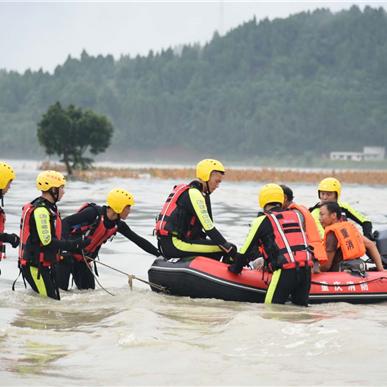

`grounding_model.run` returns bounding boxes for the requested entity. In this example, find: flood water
[1,160,387,386]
